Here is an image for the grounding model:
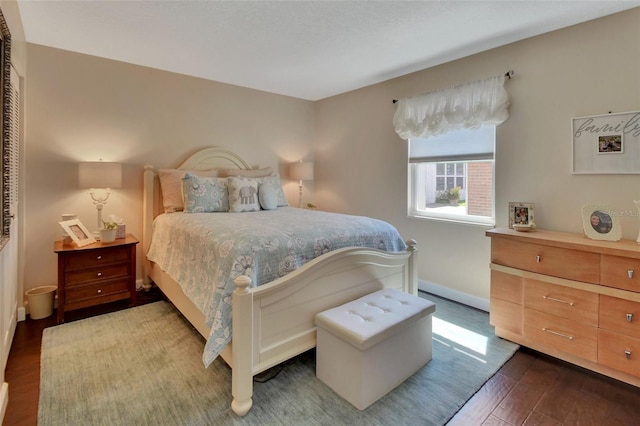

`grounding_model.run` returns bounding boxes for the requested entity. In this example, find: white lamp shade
[290,161,314,181]
[78,162,122,189]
